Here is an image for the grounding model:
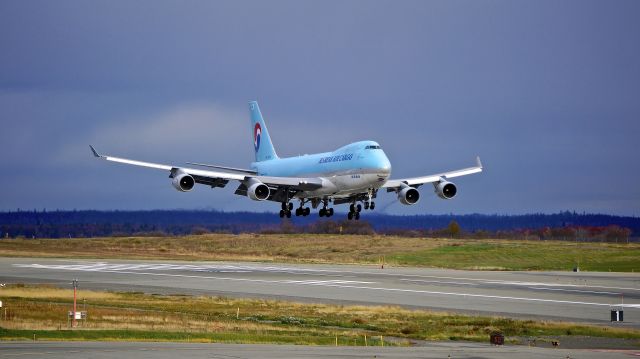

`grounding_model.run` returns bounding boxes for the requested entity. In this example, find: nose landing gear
[365,189,376,210]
